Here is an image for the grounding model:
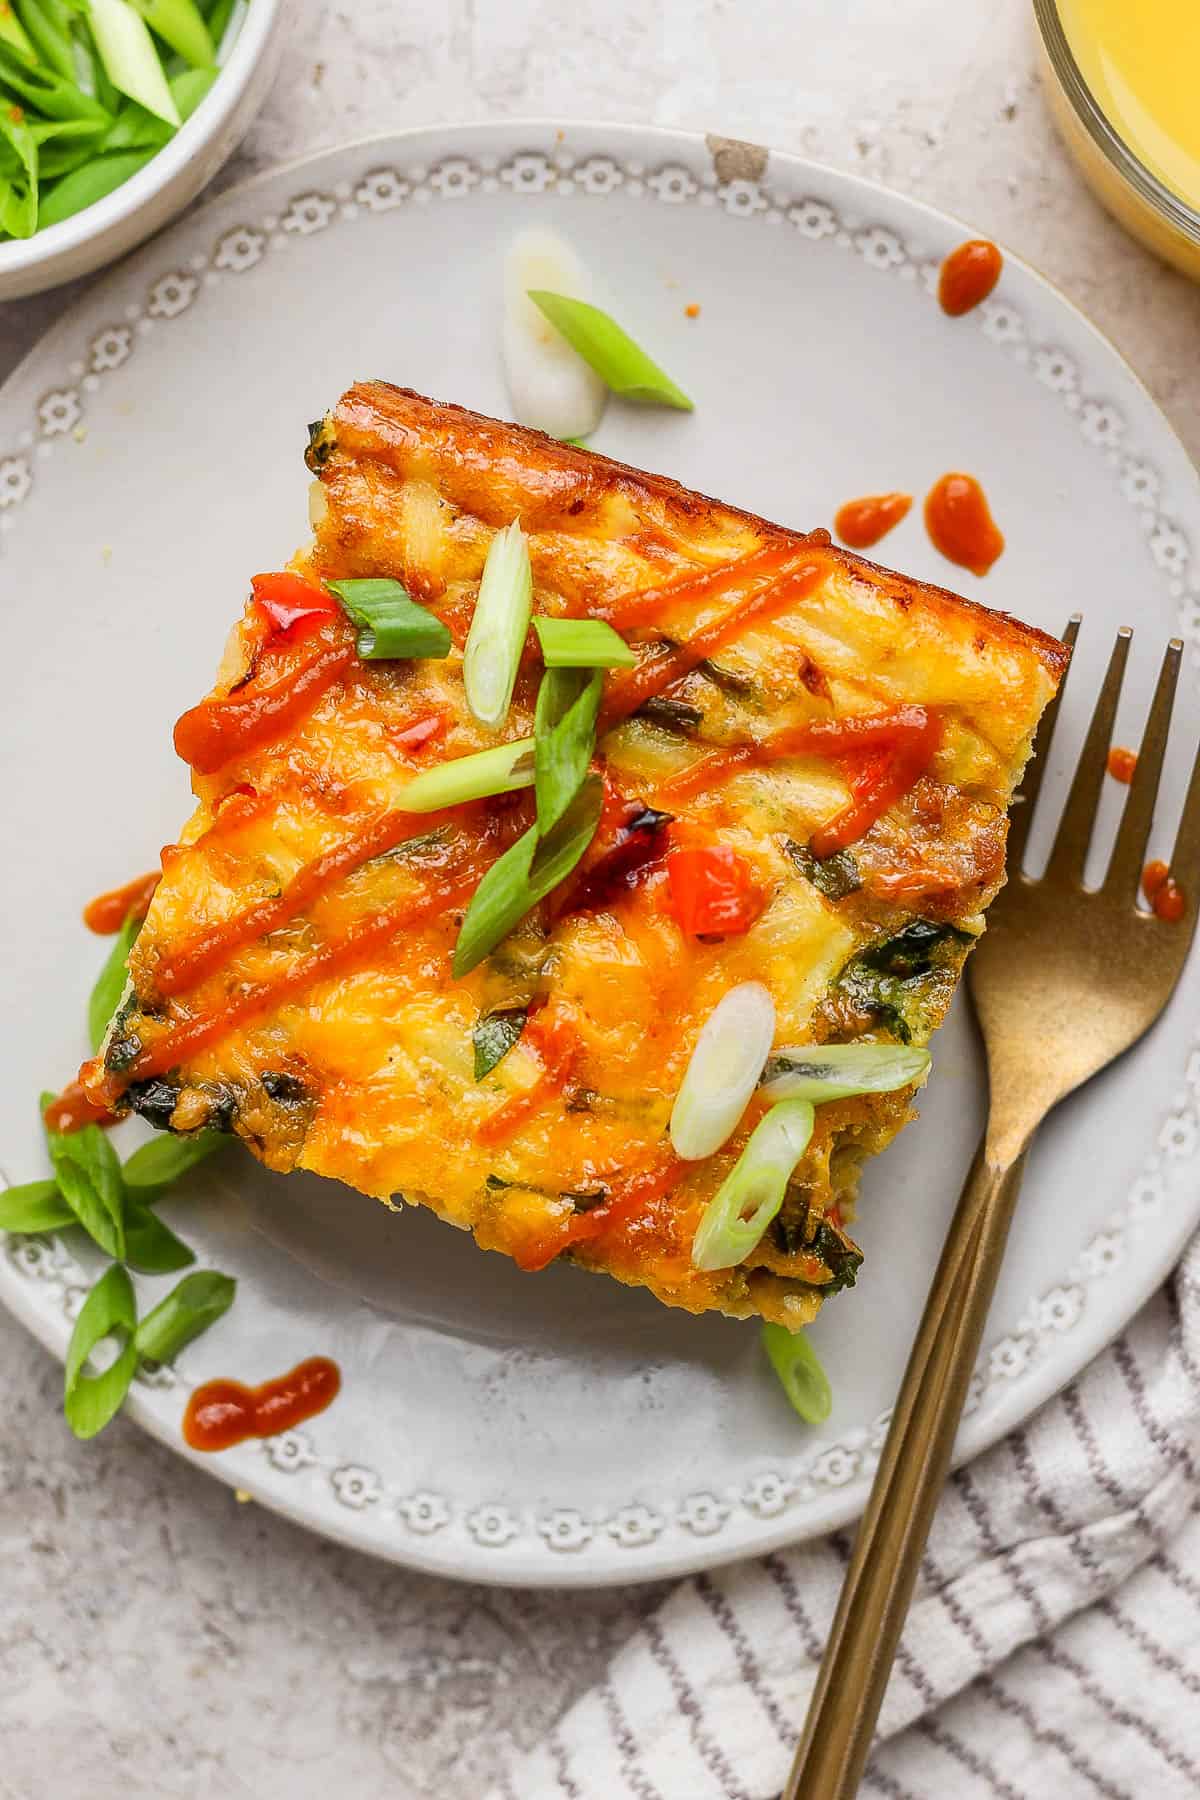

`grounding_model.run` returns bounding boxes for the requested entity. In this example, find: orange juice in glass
[1035,0,1200,278]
